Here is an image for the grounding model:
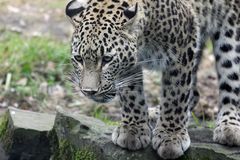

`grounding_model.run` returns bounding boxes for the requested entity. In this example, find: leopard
[65,0,240,159]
